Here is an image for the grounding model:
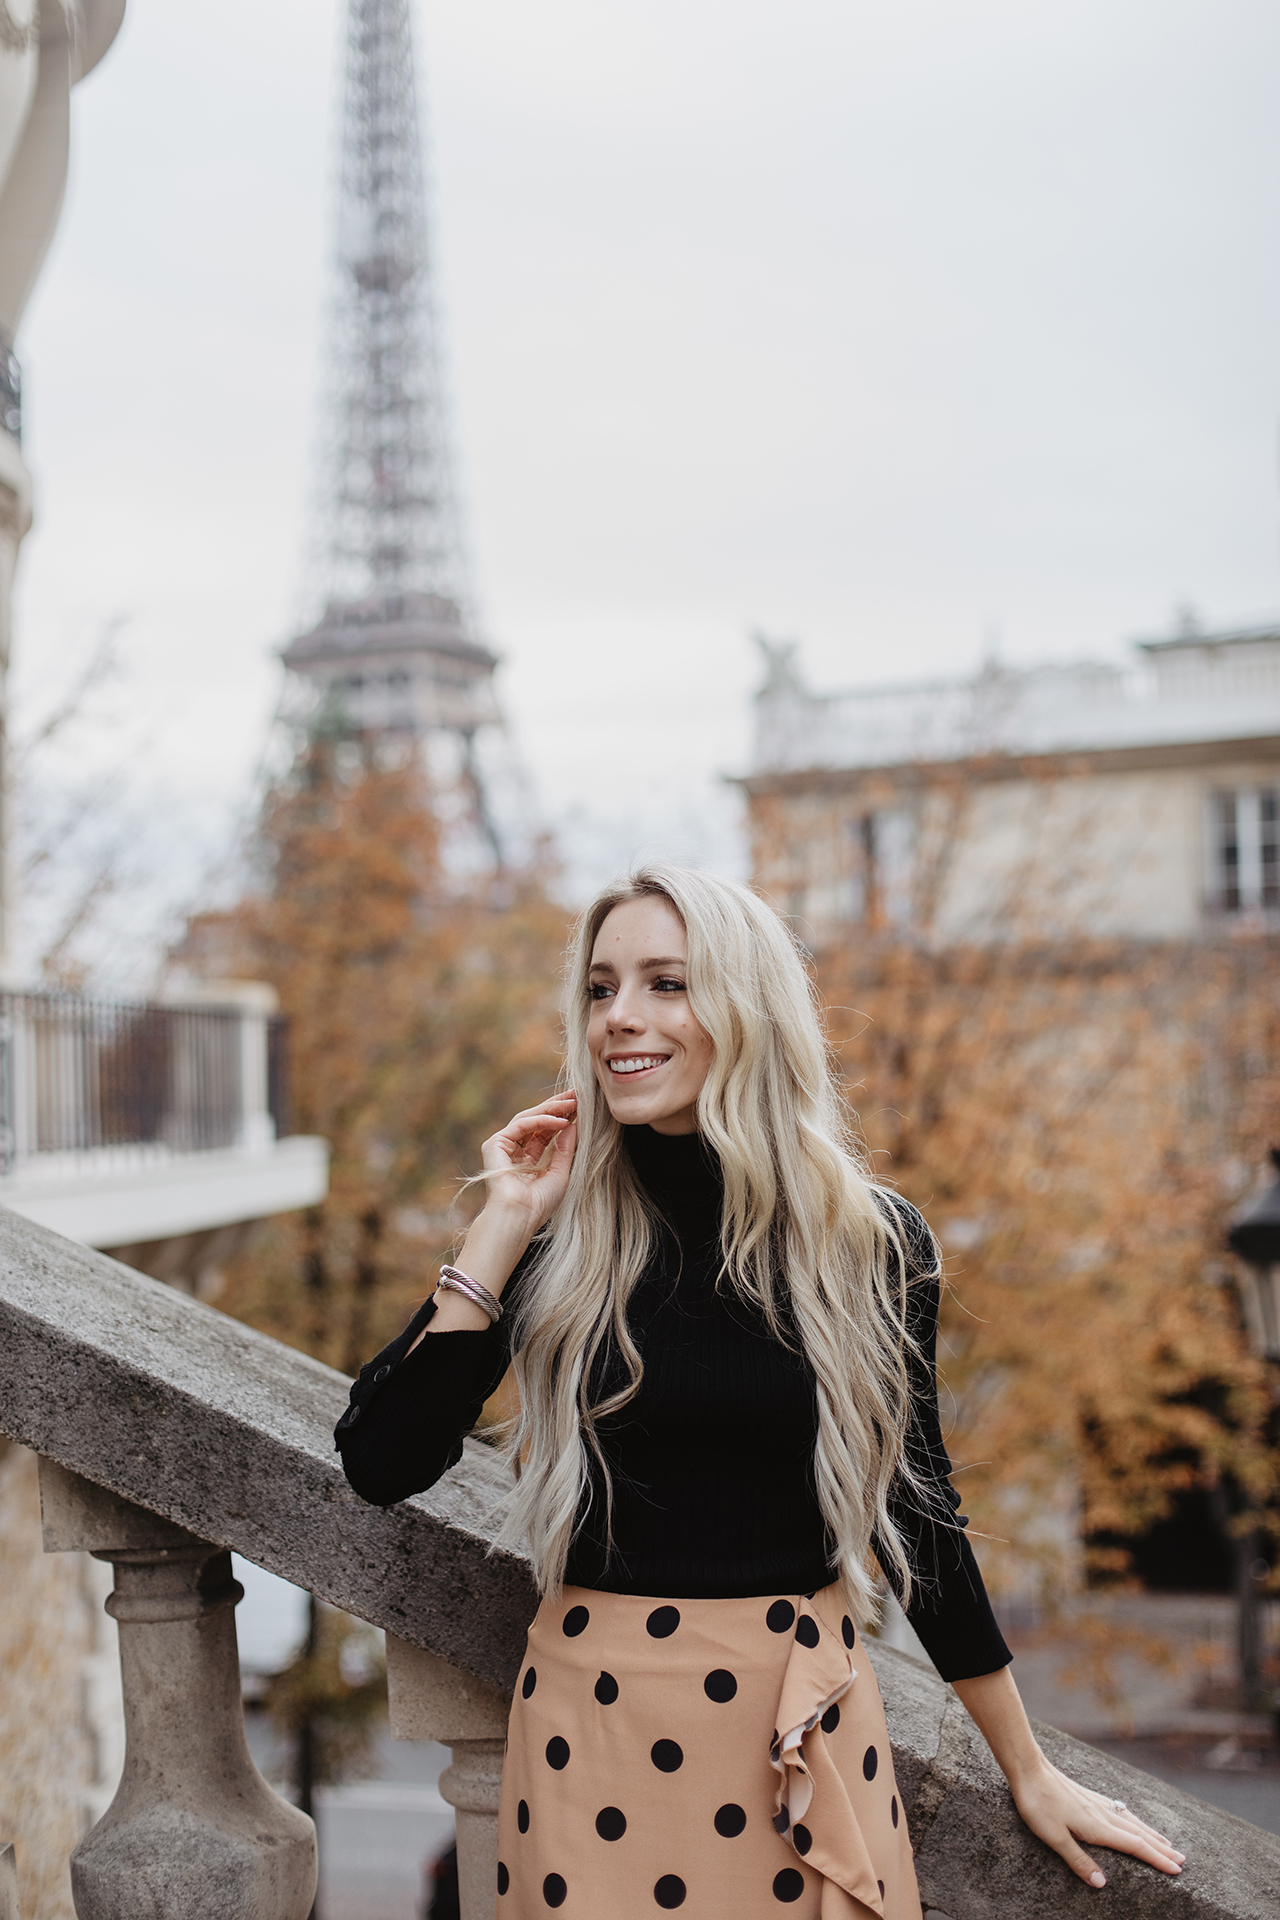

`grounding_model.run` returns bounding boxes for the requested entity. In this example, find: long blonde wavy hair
[497,864,934,1621]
